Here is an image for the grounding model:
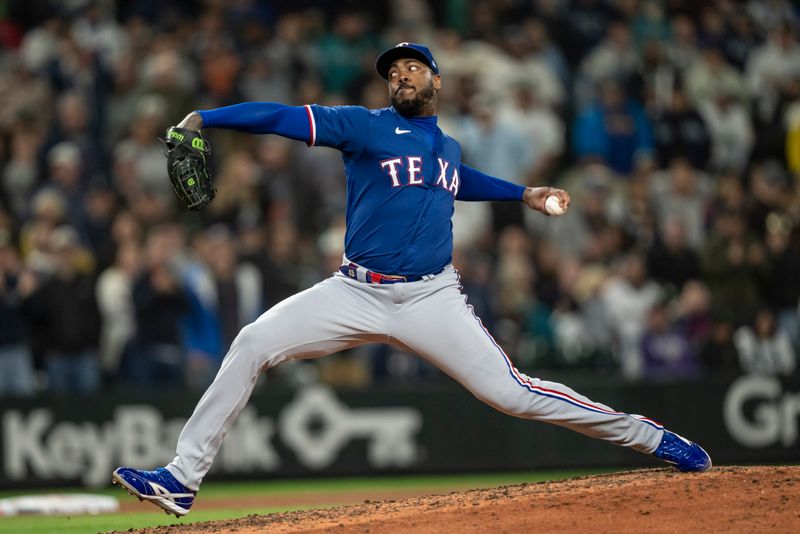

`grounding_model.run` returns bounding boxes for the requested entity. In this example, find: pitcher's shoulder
[441,130,462,151]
